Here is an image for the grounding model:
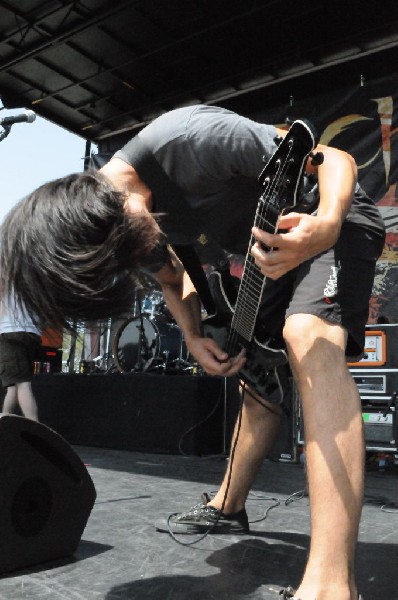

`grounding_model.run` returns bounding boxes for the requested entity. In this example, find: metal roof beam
[92,40,398,140]
[0,0,79,47]
[0,0,137,72]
